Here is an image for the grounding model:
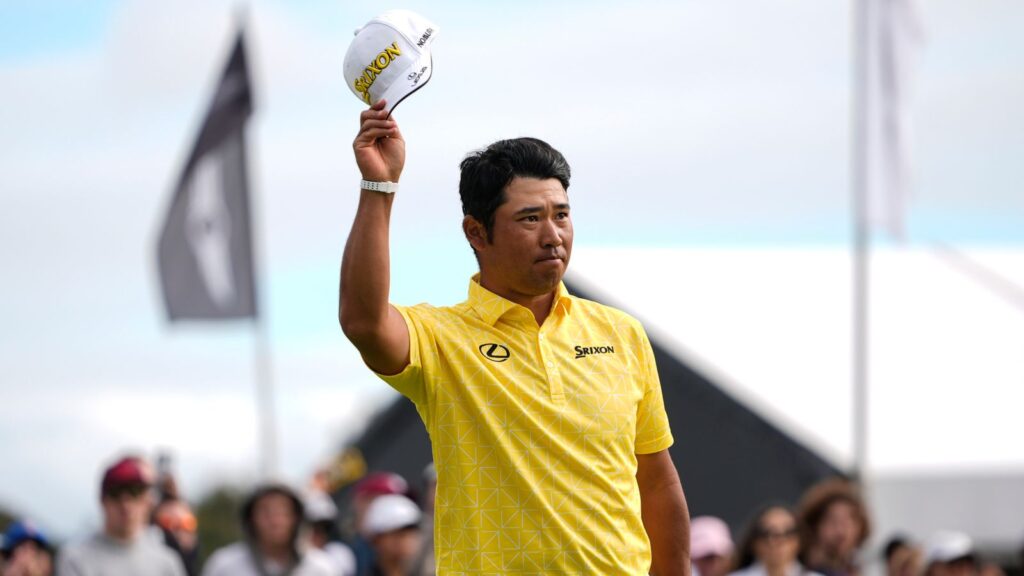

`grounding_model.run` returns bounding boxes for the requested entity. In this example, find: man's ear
[463,216,489,252]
